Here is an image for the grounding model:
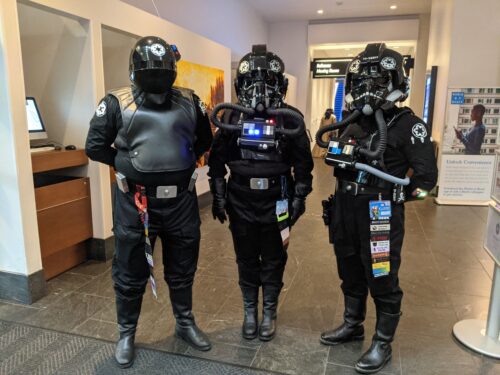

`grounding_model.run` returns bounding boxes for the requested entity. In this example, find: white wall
[121,0,268,61]
[102,27,138,91]
[0,0,43,275]
[448,0,500,87]
[426,0,454,141]
[268,21,310,114]
[18,4,95,148]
